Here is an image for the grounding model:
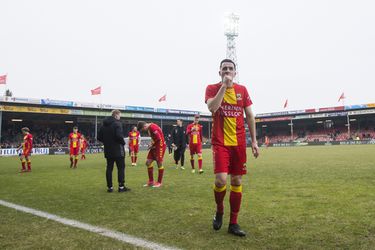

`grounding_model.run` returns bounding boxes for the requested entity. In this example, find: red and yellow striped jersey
[205,82,252,146]
[186,123,203,145]
[22,133,33,151]
[69,132,81,149]
[128,131,140,146]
